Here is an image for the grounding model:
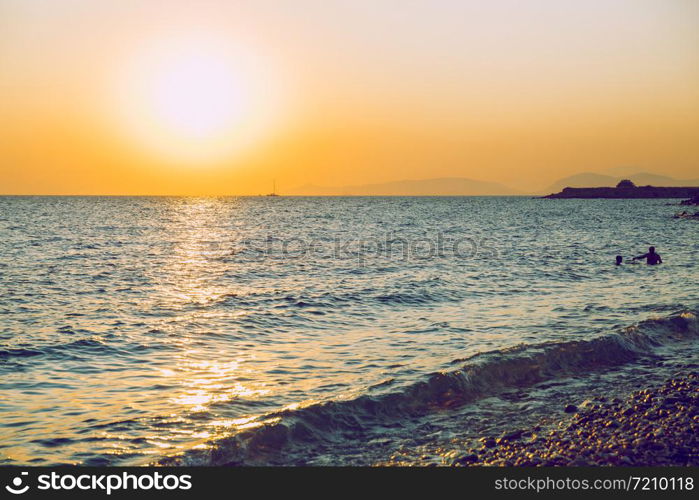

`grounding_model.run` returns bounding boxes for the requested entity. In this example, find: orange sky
[1,0,698,195]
